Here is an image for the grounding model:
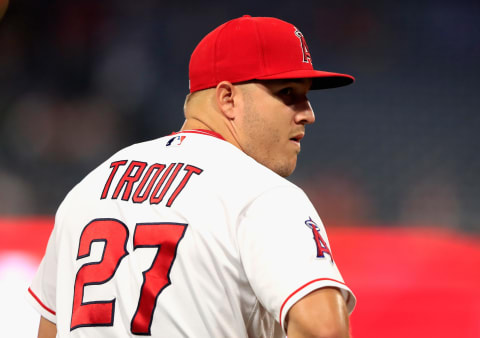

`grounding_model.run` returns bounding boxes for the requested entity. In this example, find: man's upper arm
[238,185,355,327]
[285,287,350,338]
[38,316,57,338]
